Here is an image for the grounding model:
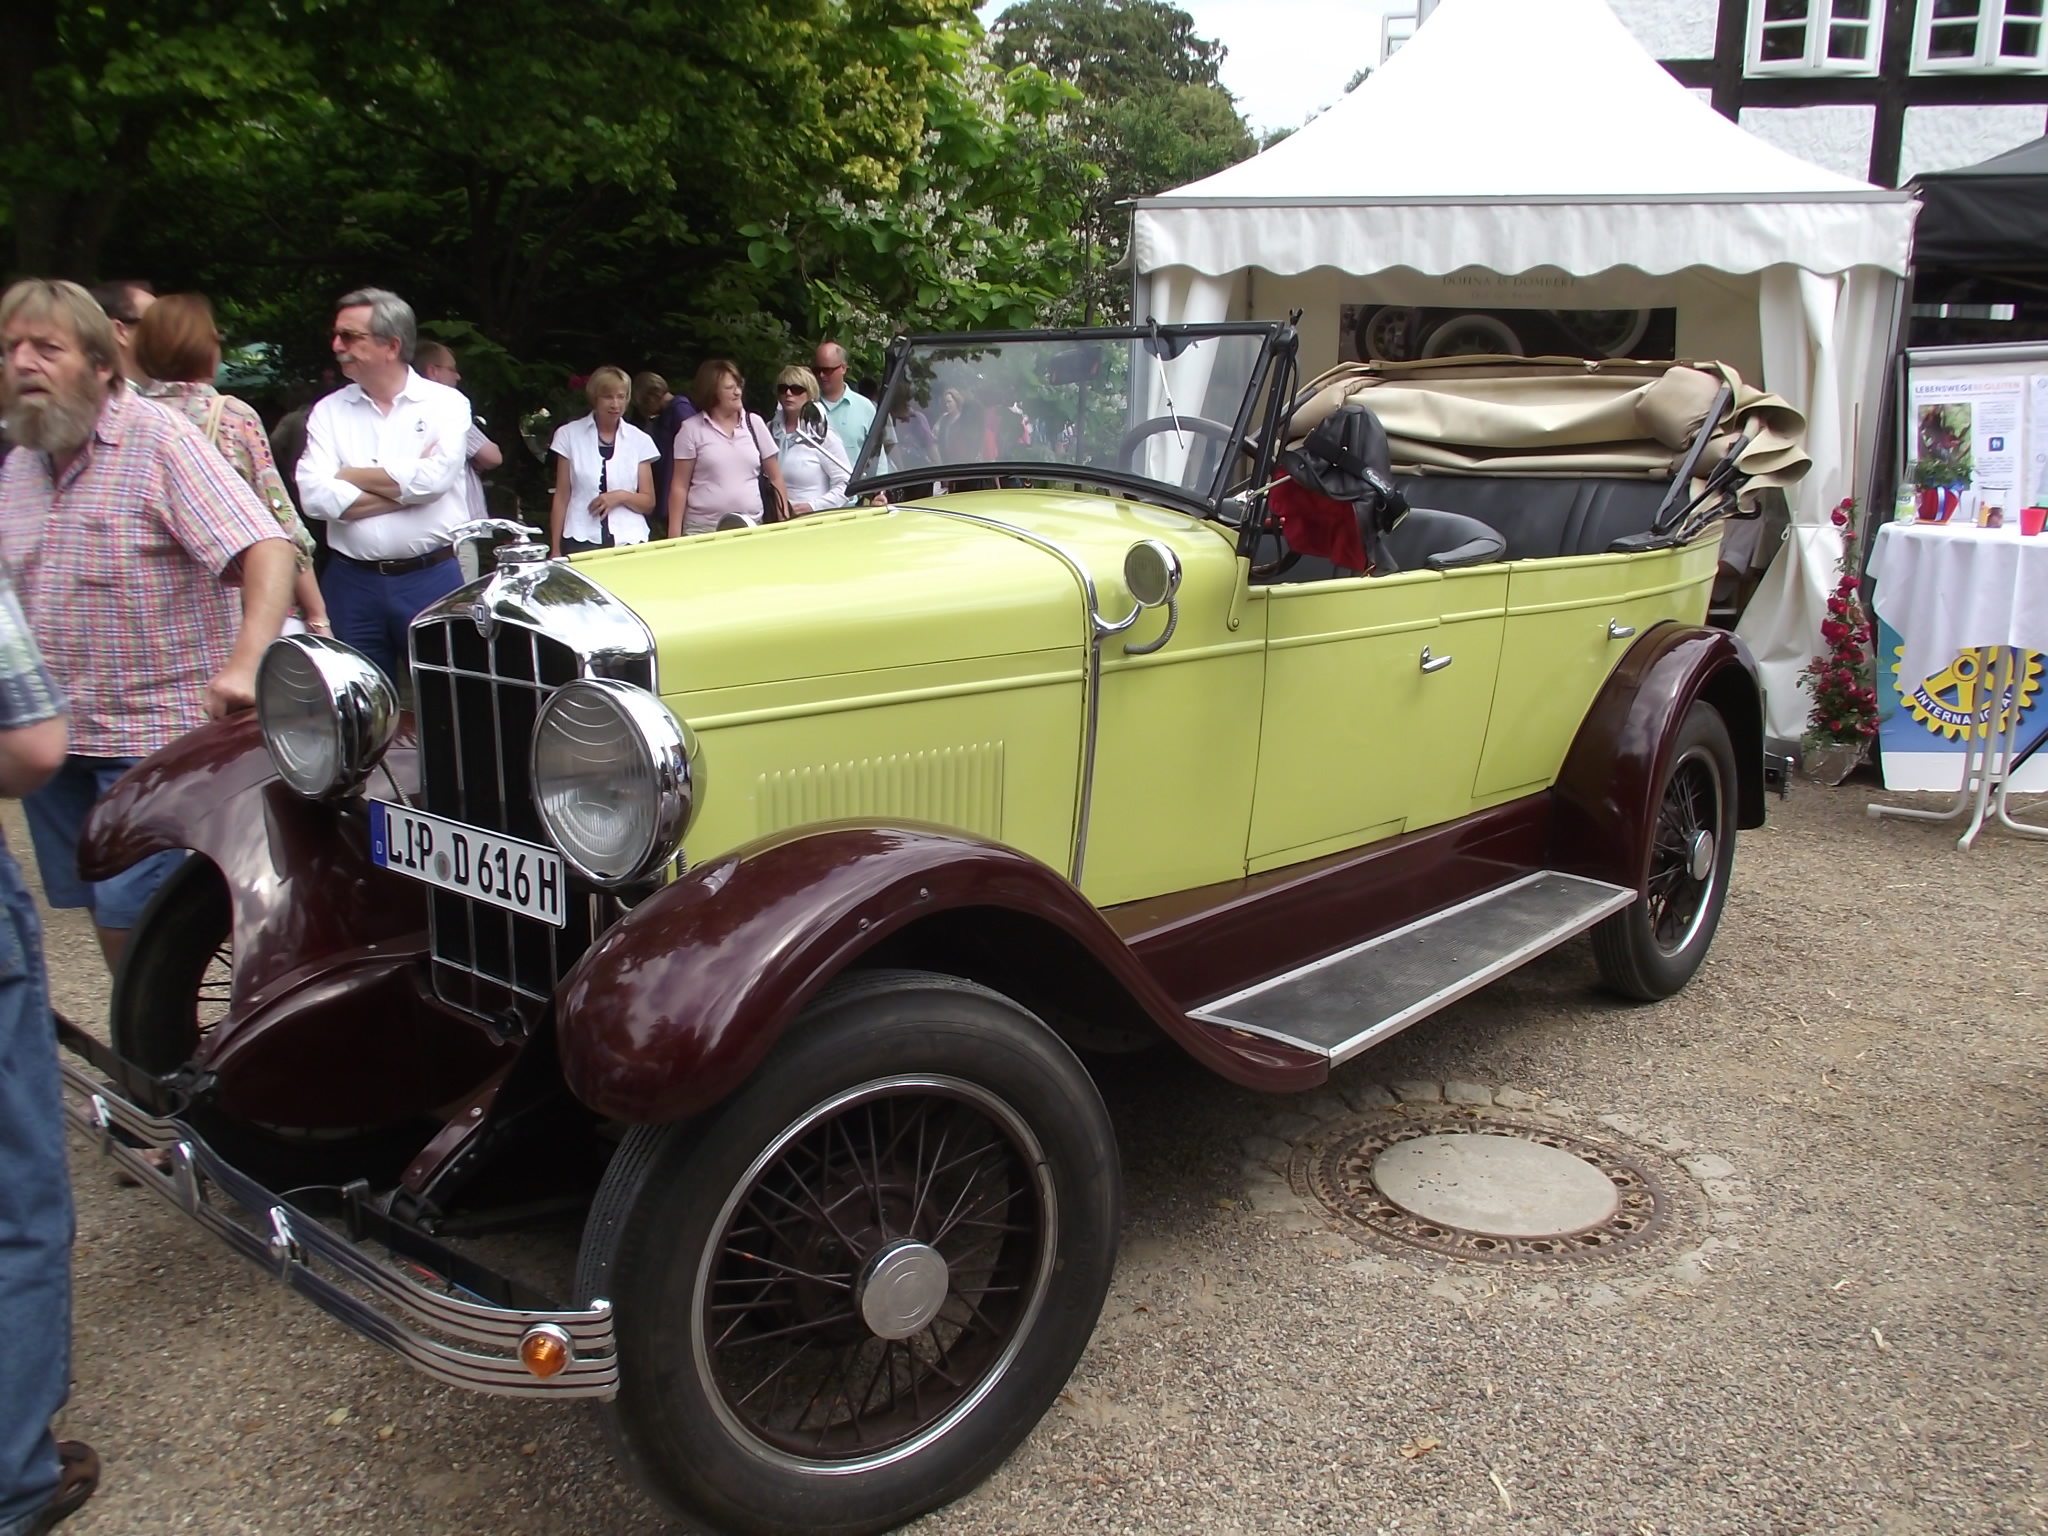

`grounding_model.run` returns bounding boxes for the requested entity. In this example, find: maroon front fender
[1551,622,1765,892]
[80,713,430,1013]
[77,717,511,1126]
[557,824,1325,1124]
